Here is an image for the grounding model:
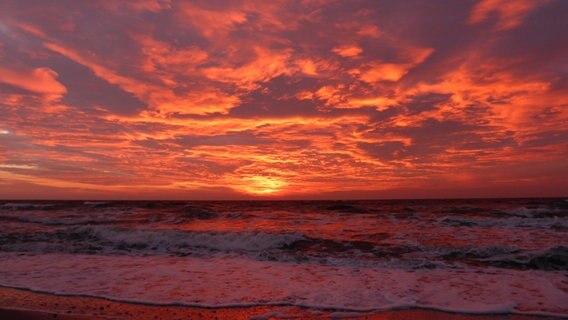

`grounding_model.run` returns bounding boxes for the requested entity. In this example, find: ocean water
[0,199,566,316]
